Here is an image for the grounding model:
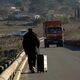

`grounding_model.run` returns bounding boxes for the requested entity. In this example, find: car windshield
[20,31,26,34]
